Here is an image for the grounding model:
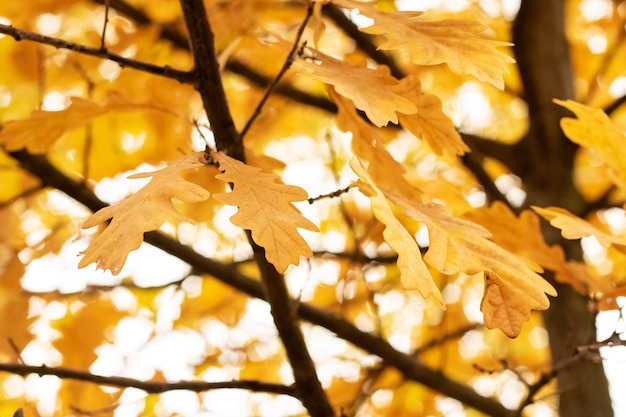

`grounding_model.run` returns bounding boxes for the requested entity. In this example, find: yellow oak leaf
[0,94,175,153]
[386,196,555,337]
[350,158,444,307]
[329,87,422,201]
[397,75,469,156]
[333,0,514,89]
[555,261,623,311]
[532,206,626,248]
[465,201,565,272]
[210,151,318,273]
[555,99,626,192]
[79,152,210,274]
[297,46,417,127]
